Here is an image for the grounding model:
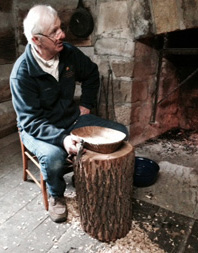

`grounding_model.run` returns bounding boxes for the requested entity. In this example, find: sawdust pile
[65,193,80,223]
[96,221,165,253]
[65,193,165,253]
